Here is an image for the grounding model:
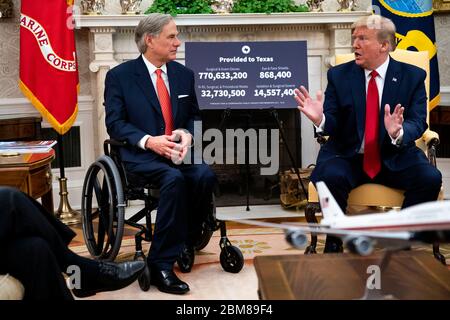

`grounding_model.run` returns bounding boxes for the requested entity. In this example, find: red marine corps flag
[19,0,78,135]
